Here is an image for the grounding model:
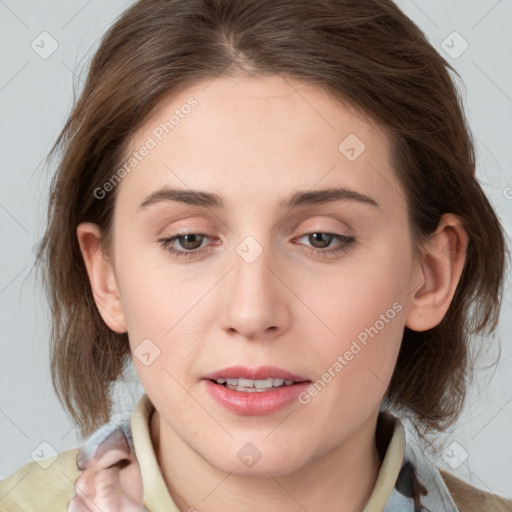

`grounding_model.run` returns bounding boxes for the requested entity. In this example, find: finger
[67,495,92,512]
[74,466,123,510]
[76,452,134,503]
[93,466,123,506]
[74,470,100,506]
[75,465,146,512]
[77,420,132,471]
[95,428,132,462]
